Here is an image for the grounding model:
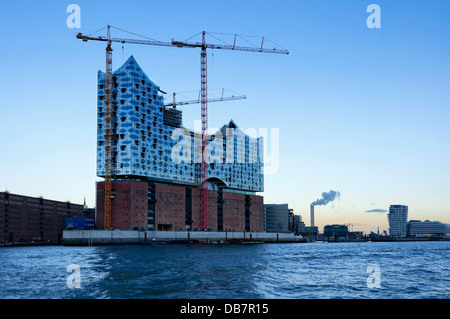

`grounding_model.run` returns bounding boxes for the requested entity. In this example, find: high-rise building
[95,56,265,231]
[388,205,408,237]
